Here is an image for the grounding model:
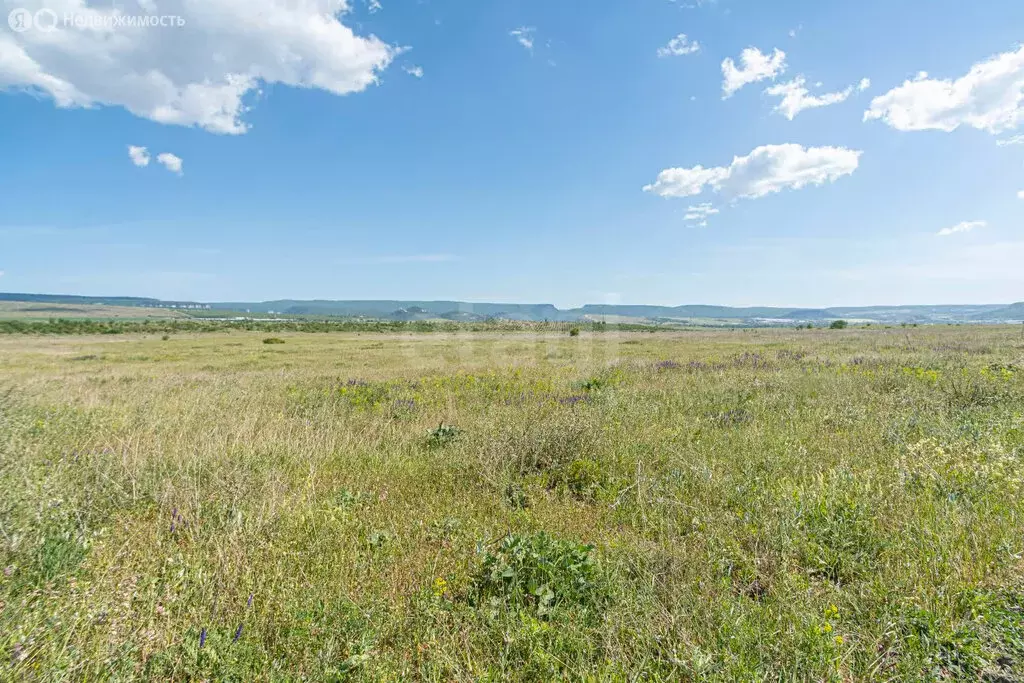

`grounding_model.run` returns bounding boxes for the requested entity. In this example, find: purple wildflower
[558,395,589,406]
[655,360,681,370]
[199,628,207,648]
[247,593,254,608]
[233,624,243,643]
